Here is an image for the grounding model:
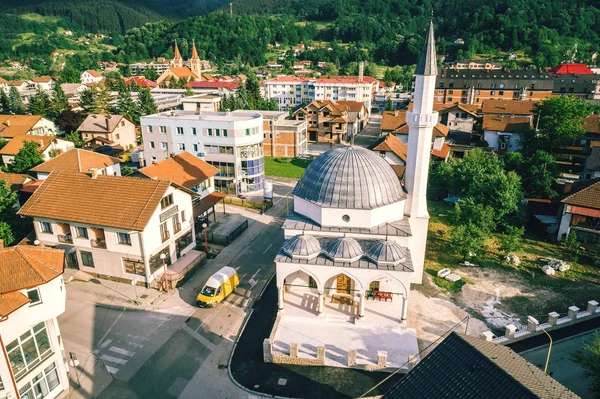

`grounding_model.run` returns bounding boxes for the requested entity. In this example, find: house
[124,76,158,89]
[7,80,34,94]
[291,100,350,144]
[380,110,449,145]
[433,103,479,132]
[29,148,121,180]
[0,77,8,93]
[267,61,283,69]
[77,114,137,150]
[0,115,57,140]
[337,101,368,137]
[138,151,224,220]
[261,111,308,158]
[18,171,201,288]
[0,135,74,165]
[64,29,73,36]
[32,76,56,91]
[482,115,531,153]
[382,332,578,399]
[80,70,104,85]
[481,99,535,117]
[60,83,88,105]
[141,110,265,195]
[454,38,465,45]
[292,62,305,71]
[0,244,70,399]
[557,179,600,244]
